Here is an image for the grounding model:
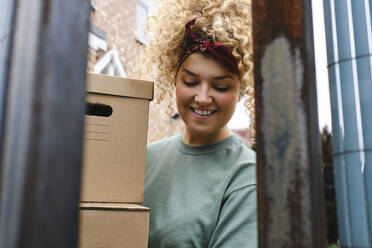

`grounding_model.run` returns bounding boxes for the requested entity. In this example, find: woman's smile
[190,108,217,122]
[190,107,217,116]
